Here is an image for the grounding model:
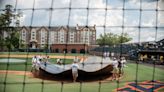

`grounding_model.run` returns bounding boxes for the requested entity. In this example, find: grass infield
[0,54,163,92]
[0,63,163,92]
